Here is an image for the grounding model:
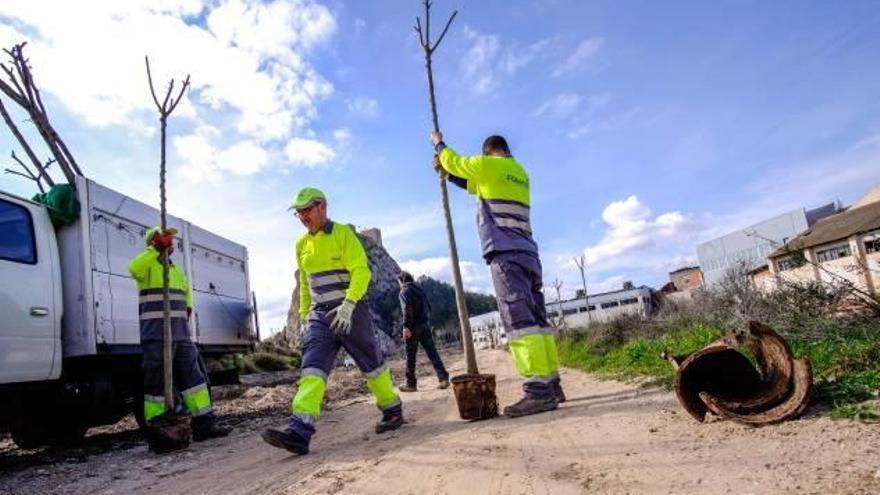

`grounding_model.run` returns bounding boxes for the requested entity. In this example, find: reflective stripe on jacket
[438,146,538,260]
[296,221,371,321]
[128,246,193,341]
